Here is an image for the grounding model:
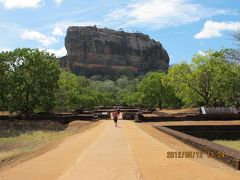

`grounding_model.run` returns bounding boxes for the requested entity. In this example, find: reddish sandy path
[0,120,240,180]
